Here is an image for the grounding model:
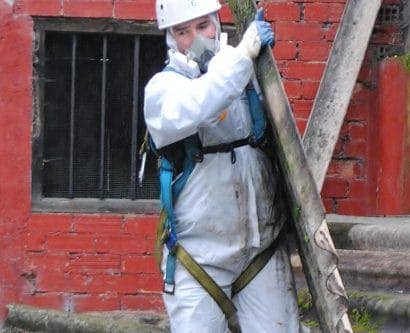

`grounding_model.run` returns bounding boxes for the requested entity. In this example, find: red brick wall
[0,0,407,324]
